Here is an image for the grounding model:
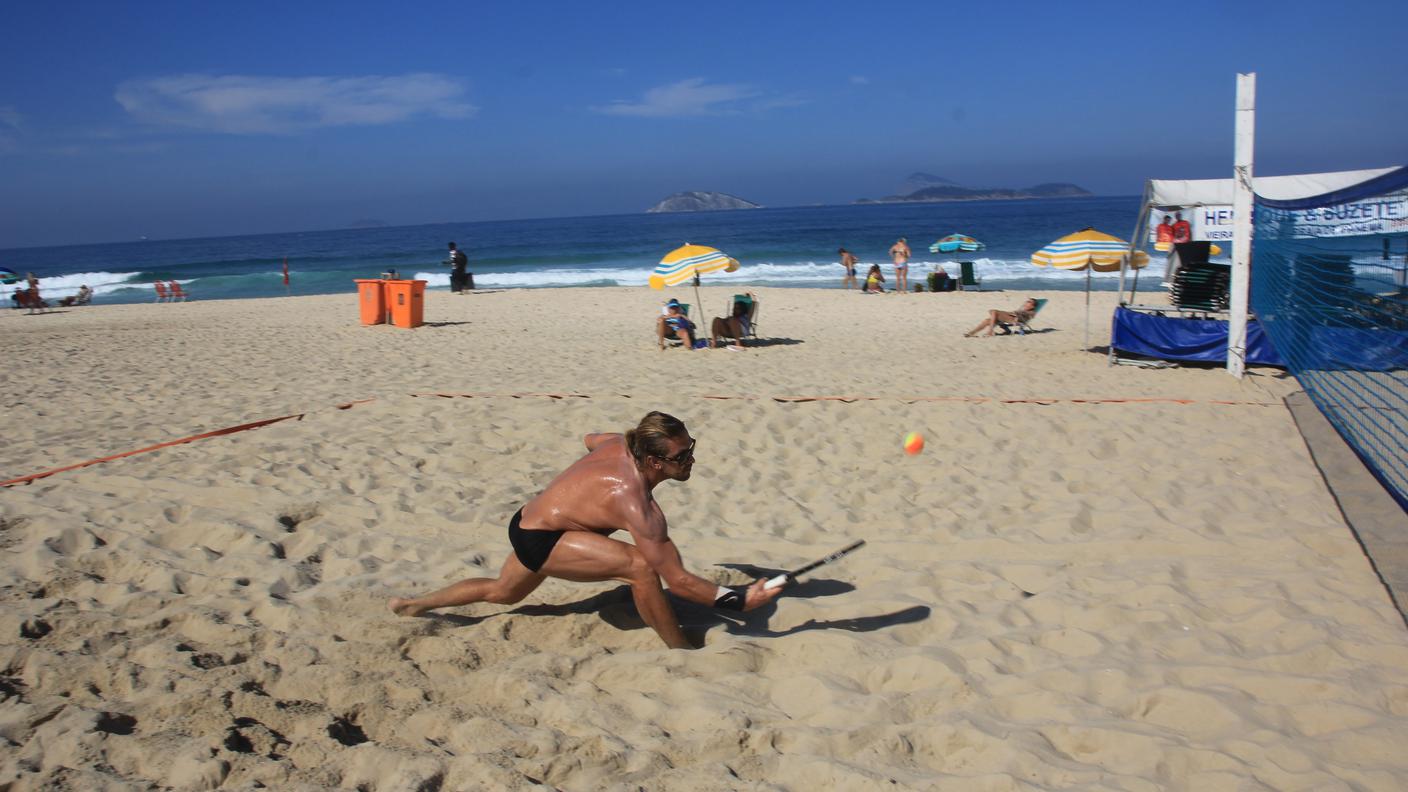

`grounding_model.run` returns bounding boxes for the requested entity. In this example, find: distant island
[857,173,1092,204]
[348,218,387,228]
[647,191,762,213]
